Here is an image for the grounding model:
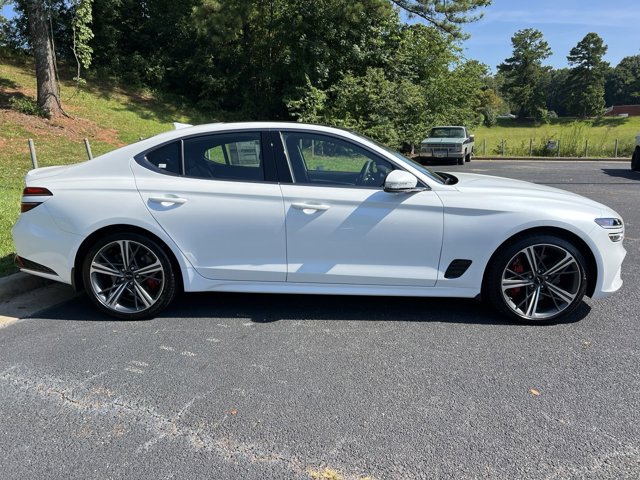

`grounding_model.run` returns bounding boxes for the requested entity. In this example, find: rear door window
[183,133,264,181]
